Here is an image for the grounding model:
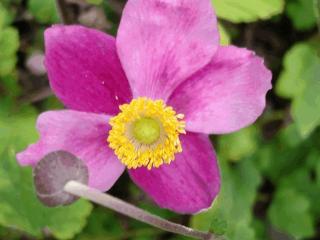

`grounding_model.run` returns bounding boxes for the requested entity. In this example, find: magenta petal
[16,110,124,191]
[129,132,220,214]
[117,0,219,101]
[169,46,272,134]
[45,25,132,115]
